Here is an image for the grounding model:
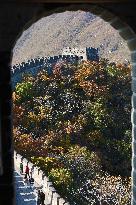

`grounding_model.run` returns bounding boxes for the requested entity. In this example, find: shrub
[48,168,73,193]
[31,156,61,174]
